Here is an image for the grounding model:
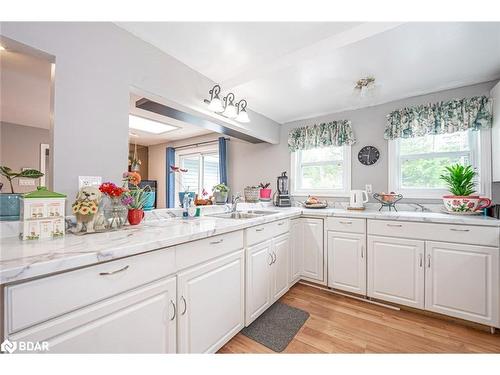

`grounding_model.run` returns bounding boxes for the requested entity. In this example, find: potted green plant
[0,166,44,220]
[213,183,229,204]
[440,164,491,213]
[259,182,272,201]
